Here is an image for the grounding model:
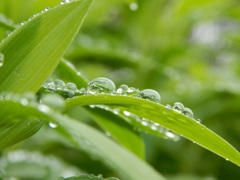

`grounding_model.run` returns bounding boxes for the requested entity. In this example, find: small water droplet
[150,122,159,131]
[49,122,58,128]
[226,158,229,161]
[139,89,161,103]
[87,77,116,94]
[117,84,128,95]
[127,87,140,95]
[183,107,194,118]
[165,130,180,141]
[141,118,149,126]
[76,88,86,96]
[98,174,103,178]
[53,79,65,90]
[20,98,28,106]
[165,104,172,110]
[129,2,138,11]
[65,82,78,92]
[20,21,25,25]
[0,53,4,68]
[61,0,72,4]
[173,102,184,113]
[38,104,50,113]
[123,110,131,117]
[105,132,111,137]
[196,118,201,123]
